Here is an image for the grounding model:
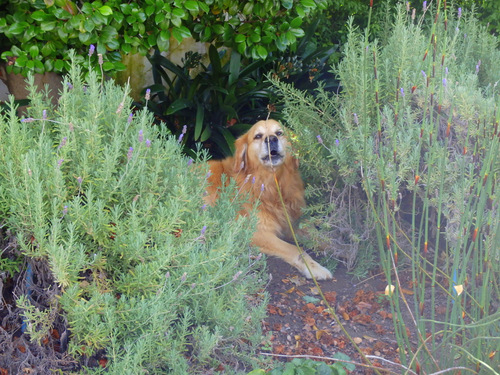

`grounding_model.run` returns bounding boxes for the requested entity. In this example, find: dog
[205,119,332,280]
